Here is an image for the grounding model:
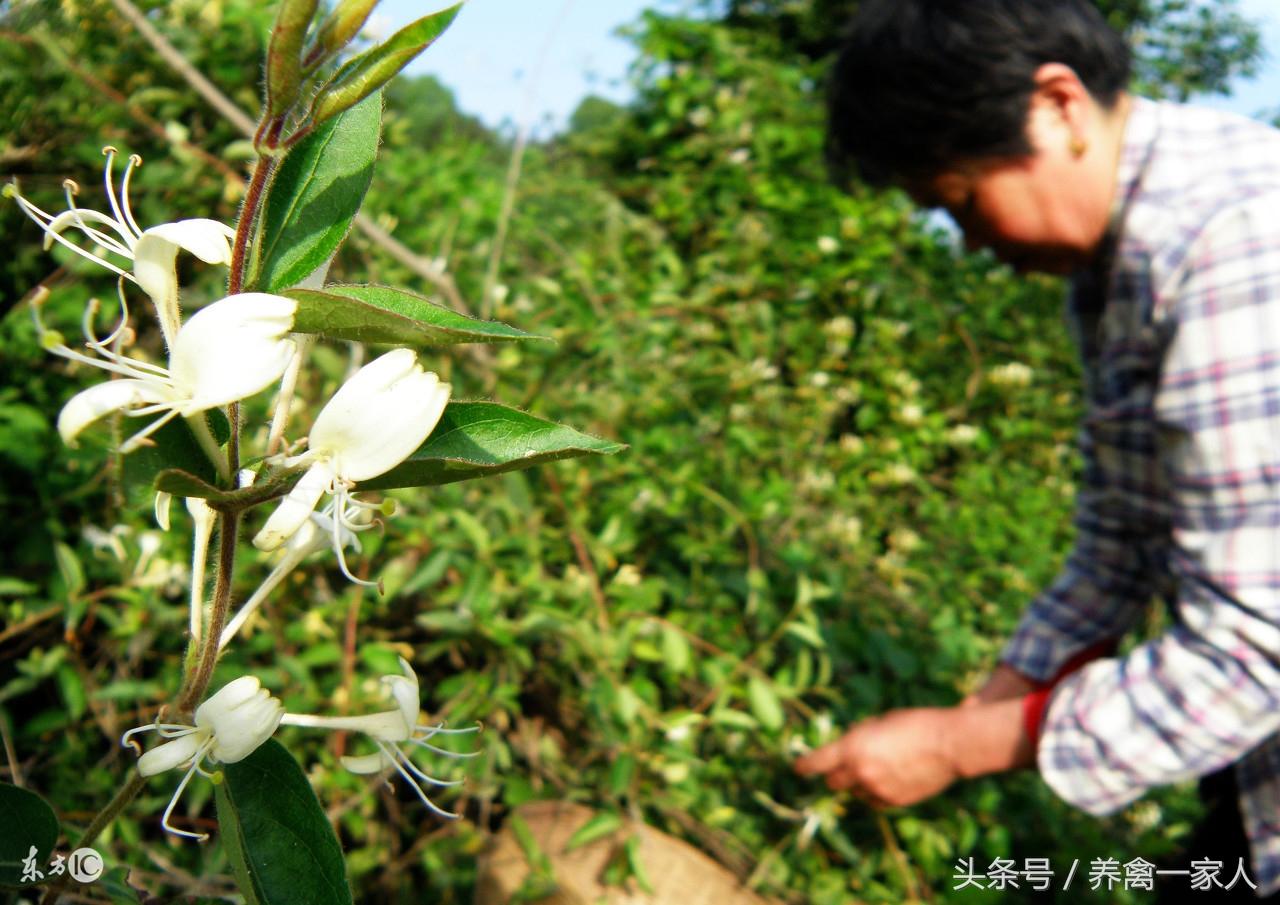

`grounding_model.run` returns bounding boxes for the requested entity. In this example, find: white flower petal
[155,491,173,531]
[137,731,205,776]
[382,658,420,732]
[196,676,283,764]
[44,207,136,254]
[253,461,334,552]
[57,378,172,446]
[340,751,394,774]
[140,219,236,265]
[357,709,414,742]
[310,350,452,482]
[196,676,266,719]
[280,708,411,739]
[168,293,297,411]
[185,496,215,531]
